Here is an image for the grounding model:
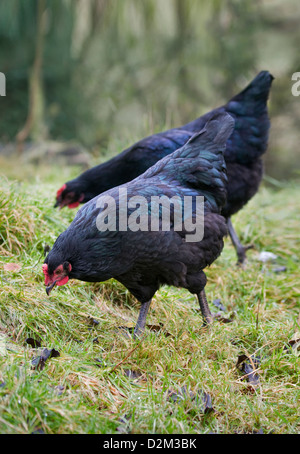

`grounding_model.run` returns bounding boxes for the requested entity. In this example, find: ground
[0,163,299,434]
